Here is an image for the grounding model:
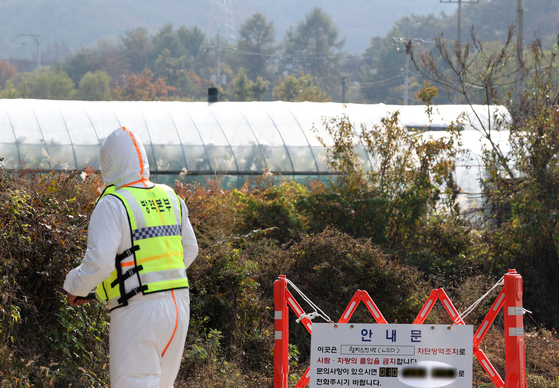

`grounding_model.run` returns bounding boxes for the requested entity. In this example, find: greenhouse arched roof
[0,99,510,180]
